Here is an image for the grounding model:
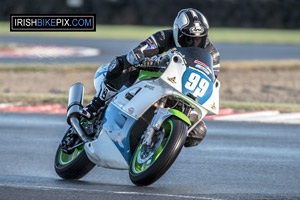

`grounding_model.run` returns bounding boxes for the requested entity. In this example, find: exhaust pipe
[67,83,84,124]
[67,83,91,143]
